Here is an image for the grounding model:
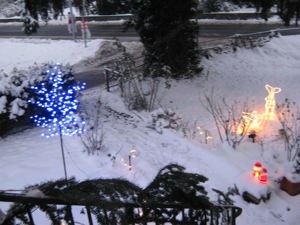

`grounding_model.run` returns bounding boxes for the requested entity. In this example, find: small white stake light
[122,146,138,171]
[128,146,138,170]
[197,127,212,144]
